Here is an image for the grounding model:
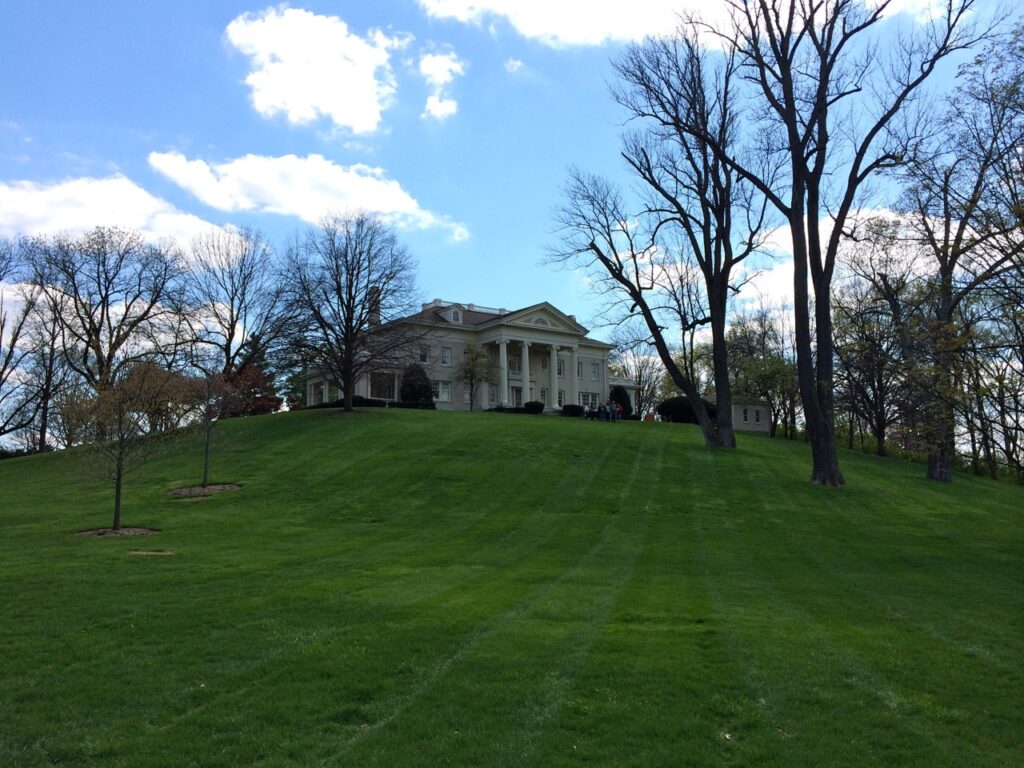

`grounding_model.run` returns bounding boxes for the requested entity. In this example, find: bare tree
[662,0,992,483]
[551,172,722,445]
[552,22,767,449]
[892,30,1024,480]
[27,227,183,395]
[285,213,421,412]
[842,26,1024,480]
[17,296,74,451]
[0,239,40,441]
[832,281,905,456]
[186,227,289,376]
[612,25,770,447]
